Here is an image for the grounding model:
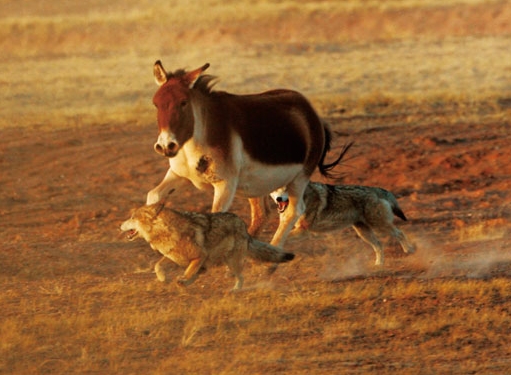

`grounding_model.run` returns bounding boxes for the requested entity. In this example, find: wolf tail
[392,205,407,222]
[375,188,408,221]
[247,239,295,263]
